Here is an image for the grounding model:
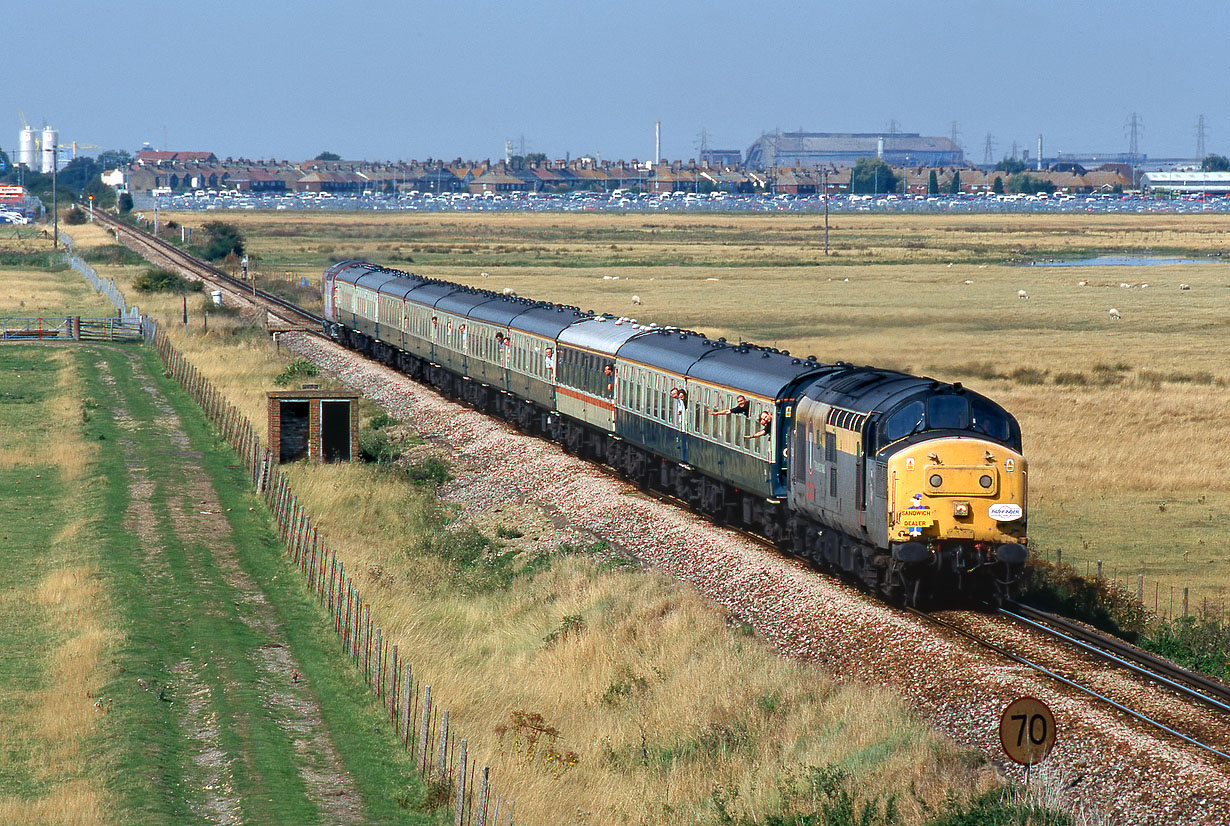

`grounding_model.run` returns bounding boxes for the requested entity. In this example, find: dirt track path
[92,346,367,825]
